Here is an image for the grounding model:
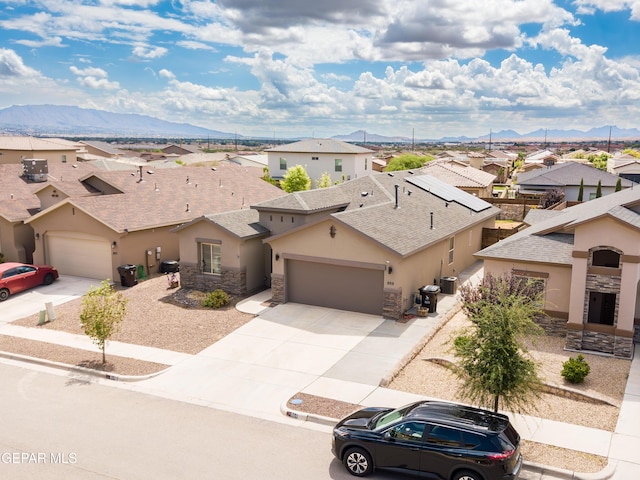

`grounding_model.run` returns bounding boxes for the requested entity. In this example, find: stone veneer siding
[180,263,247,296]
[271,274,284,304]
[564,328,633,359]
[383,289,403,320]
[535,315,567,337]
